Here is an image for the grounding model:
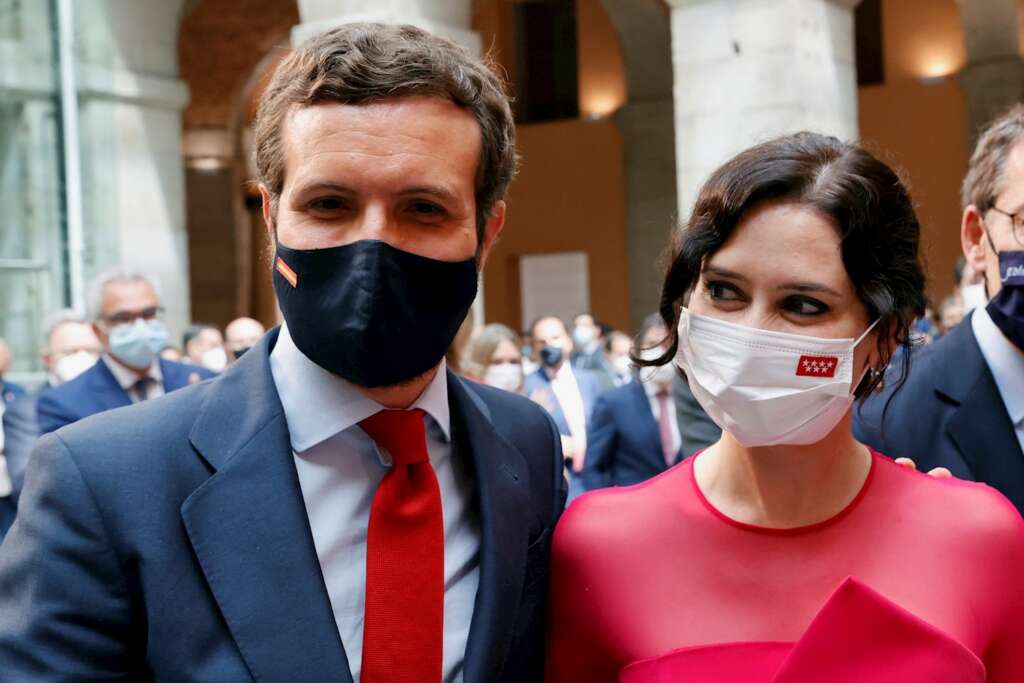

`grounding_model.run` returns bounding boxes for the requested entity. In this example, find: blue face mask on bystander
[108,319,168,369]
